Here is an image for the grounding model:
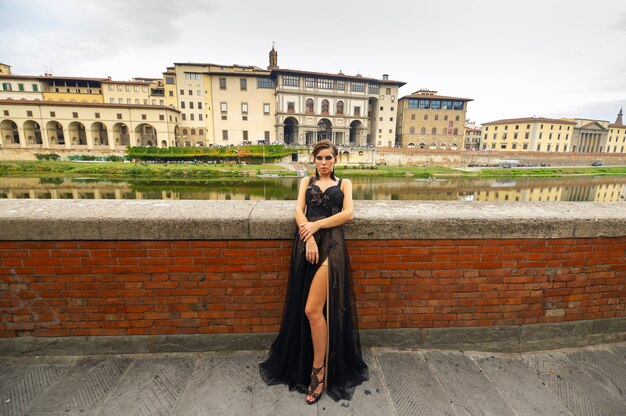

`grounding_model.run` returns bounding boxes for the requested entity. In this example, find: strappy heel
[306,363,325,404]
